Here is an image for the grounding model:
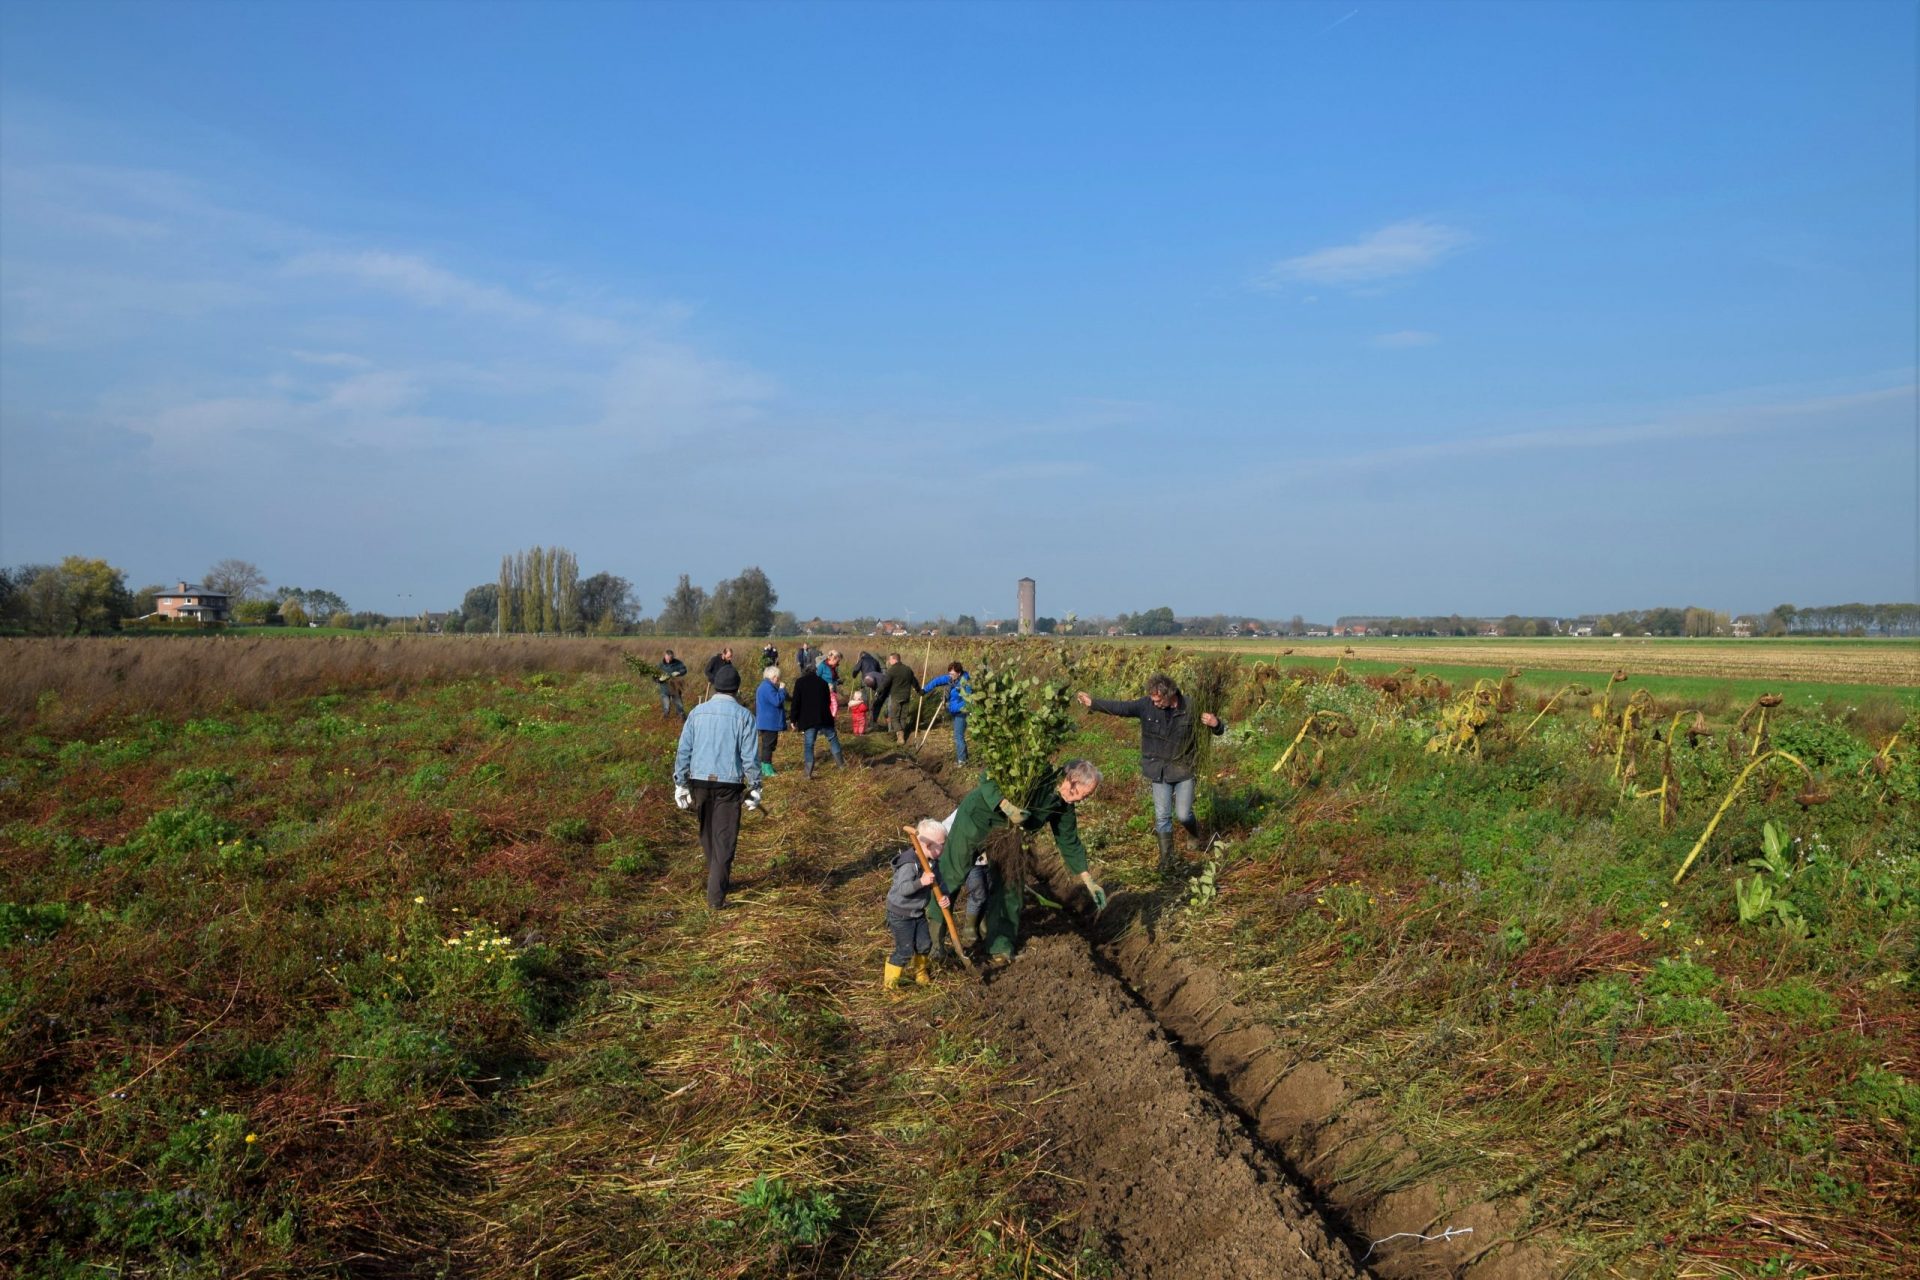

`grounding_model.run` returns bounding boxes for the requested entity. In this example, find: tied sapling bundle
[620,652,663,681]
[1179,654,1235,780]
[969,667,1075,814]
